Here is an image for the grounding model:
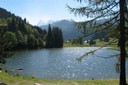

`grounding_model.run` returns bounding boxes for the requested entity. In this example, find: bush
[89,40,96,45]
